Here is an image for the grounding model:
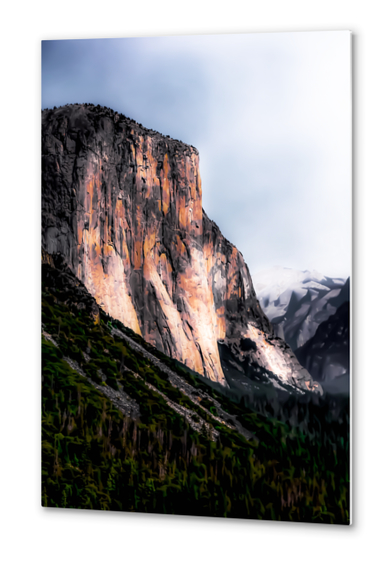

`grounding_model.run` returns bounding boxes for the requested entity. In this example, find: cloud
[42,31,351,278]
